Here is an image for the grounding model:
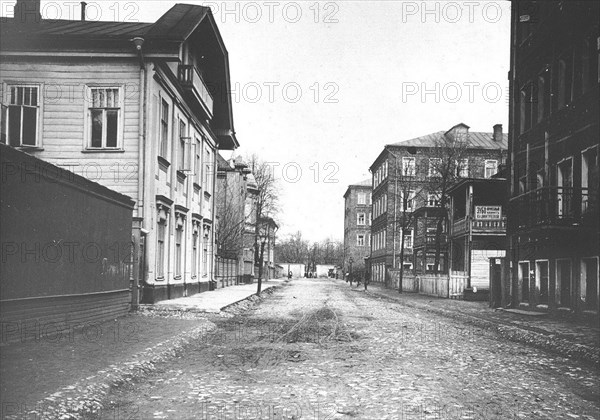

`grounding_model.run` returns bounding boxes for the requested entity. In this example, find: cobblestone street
[96,279,600,419]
